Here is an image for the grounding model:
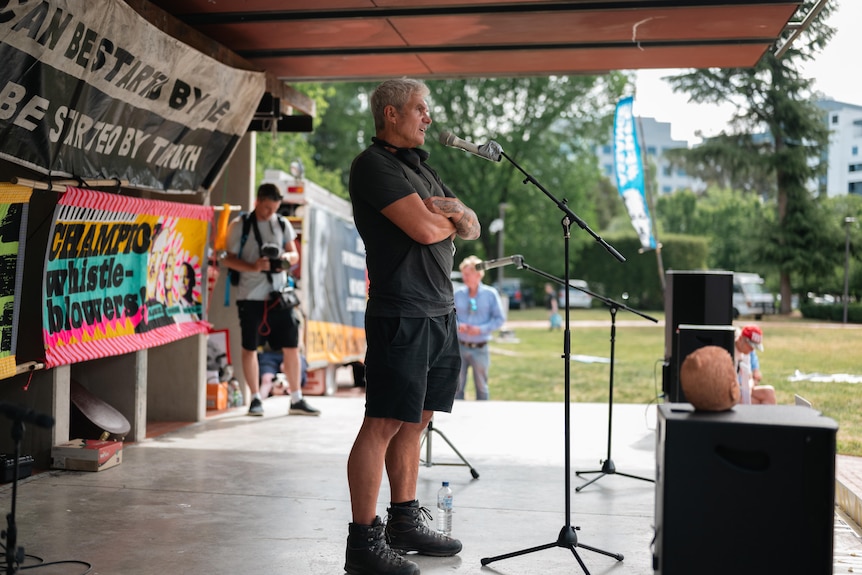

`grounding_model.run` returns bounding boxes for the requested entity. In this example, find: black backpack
[227,212,287,286]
